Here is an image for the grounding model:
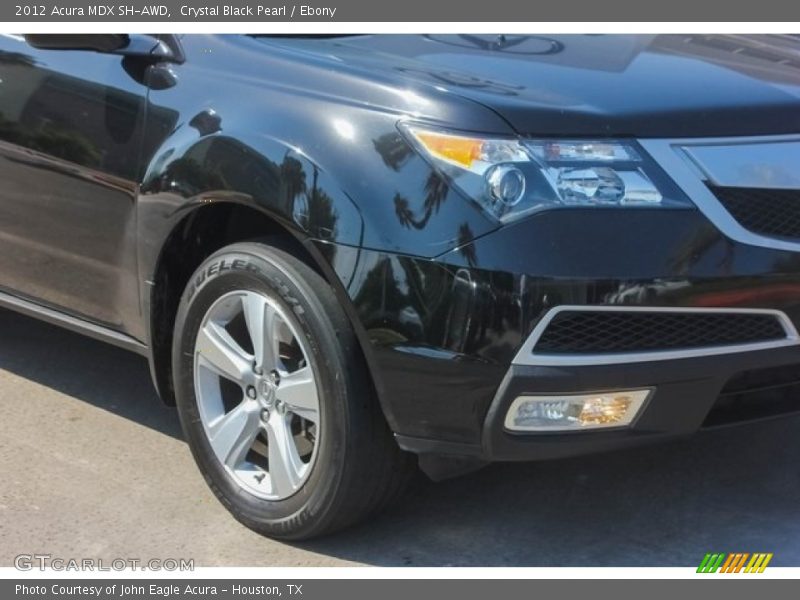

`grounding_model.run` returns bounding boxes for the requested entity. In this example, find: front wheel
[172,241,414,539]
